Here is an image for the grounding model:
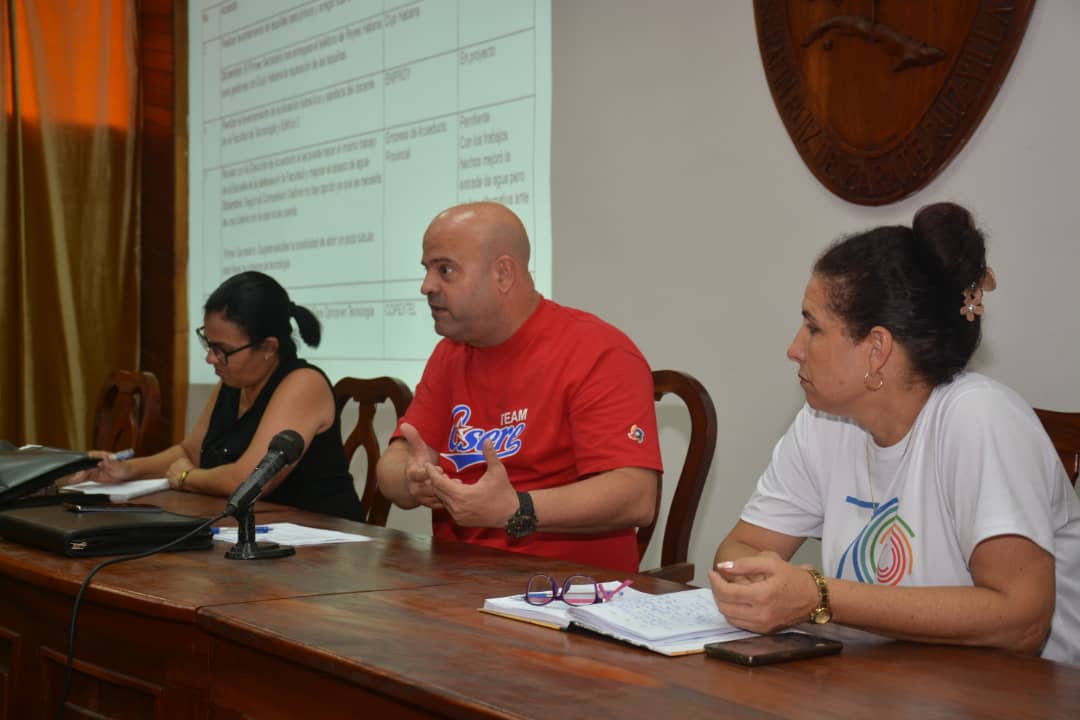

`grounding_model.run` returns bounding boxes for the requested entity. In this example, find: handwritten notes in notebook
[565,587,756,656]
